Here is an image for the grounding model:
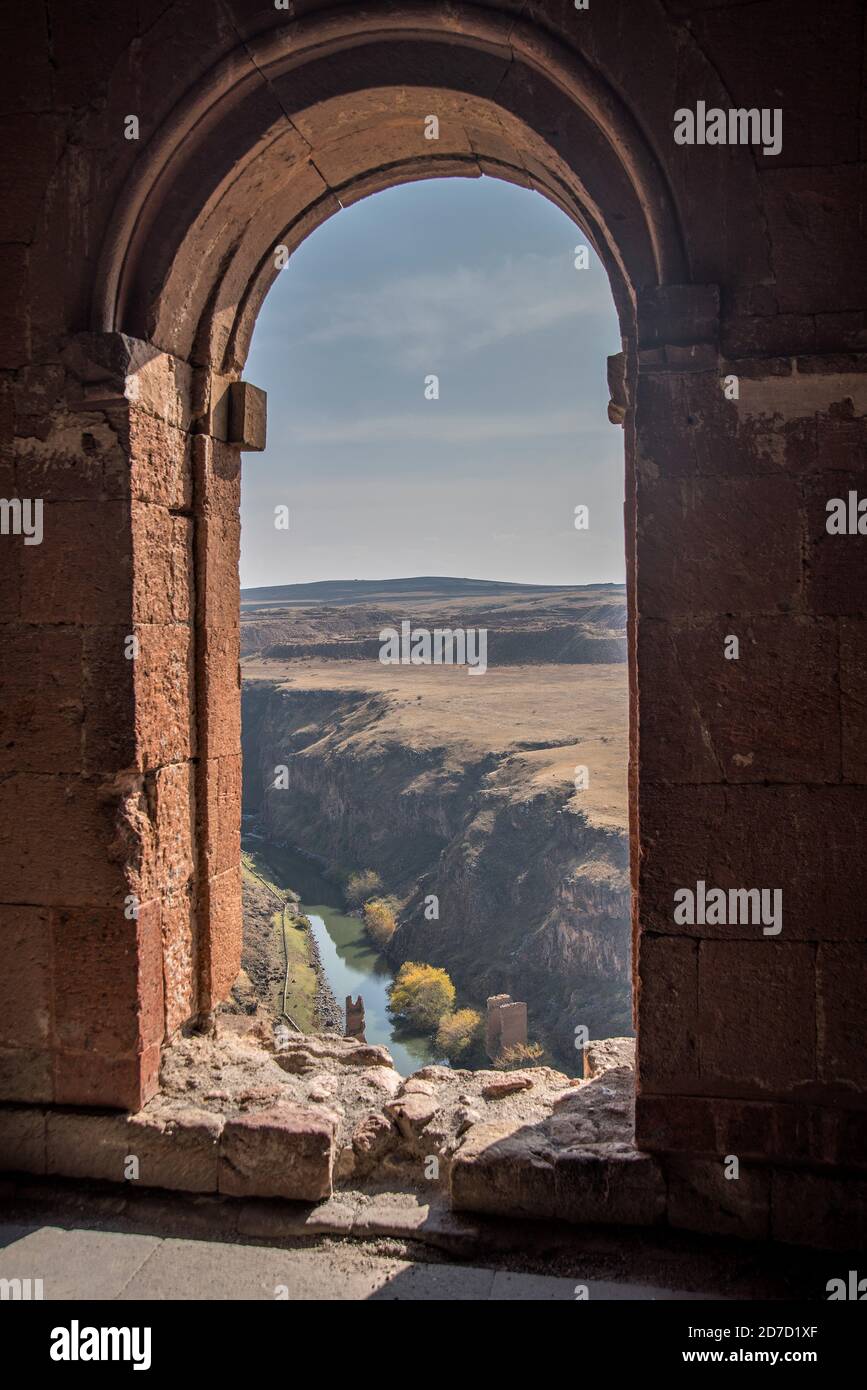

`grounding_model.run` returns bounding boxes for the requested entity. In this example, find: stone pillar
[345,995,366,1042]
[498,1001,528,1053]
[632,286,867,1175]
[485,994,511,1059]
[0,335,260,1111]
